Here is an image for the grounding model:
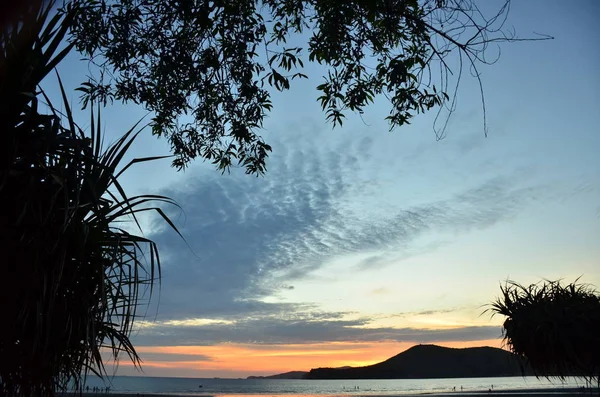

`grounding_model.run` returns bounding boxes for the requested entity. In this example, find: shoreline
[60,387,600,397]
